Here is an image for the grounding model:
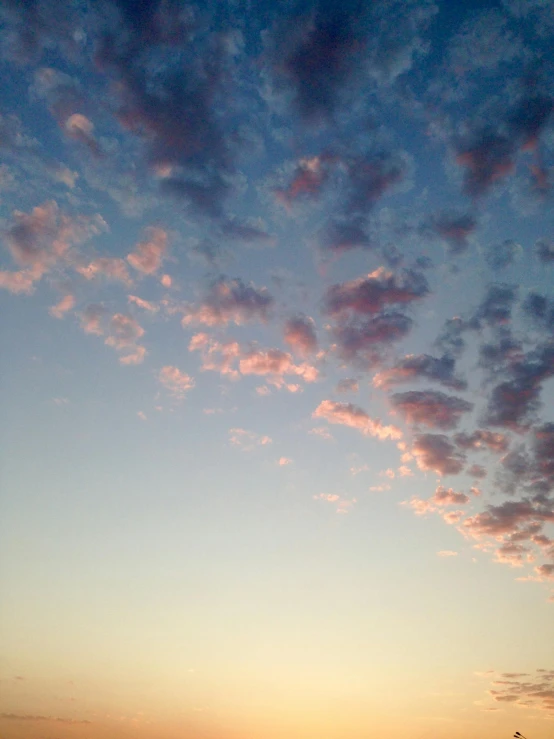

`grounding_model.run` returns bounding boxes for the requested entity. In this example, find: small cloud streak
[229,428,272,451]
[313,400,402,440]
